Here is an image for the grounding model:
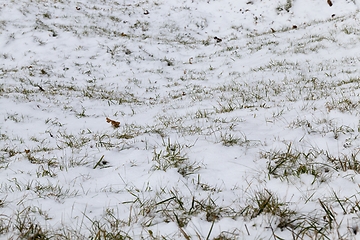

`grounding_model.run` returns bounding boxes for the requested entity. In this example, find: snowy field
[2,0,360,239]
